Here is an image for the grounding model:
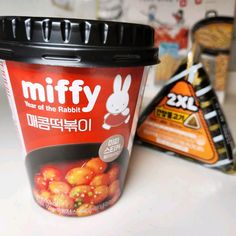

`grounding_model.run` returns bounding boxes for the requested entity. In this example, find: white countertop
[0,84,236,236]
